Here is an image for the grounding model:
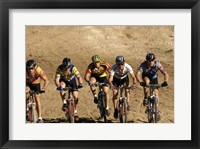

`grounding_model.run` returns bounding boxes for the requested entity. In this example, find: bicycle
[57,86,82,123]
[117,85,133,123]
[90,82,108,123]
[26,90,45,123]
[145,84,162,123]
